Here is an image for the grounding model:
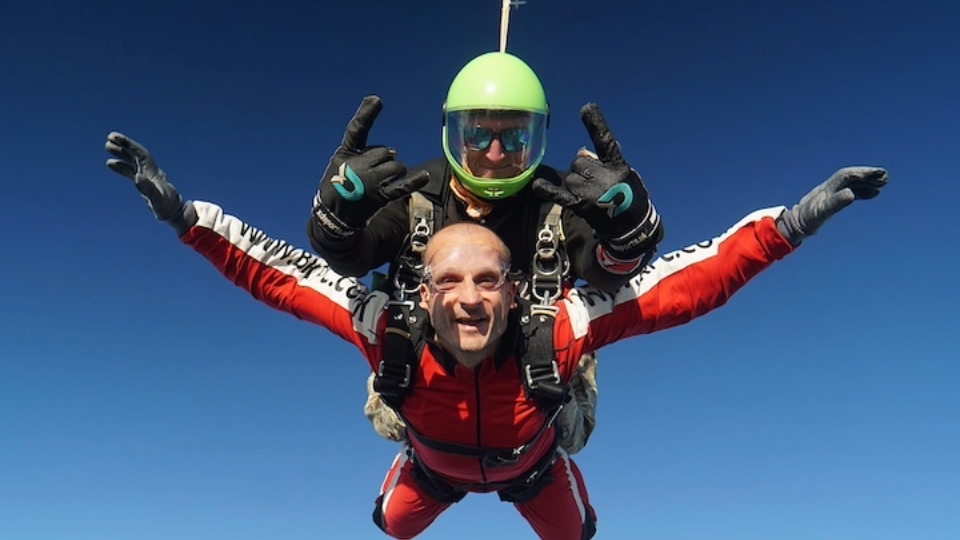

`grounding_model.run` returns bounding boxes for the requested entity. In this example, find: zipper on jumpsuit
[472,369,490,485]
